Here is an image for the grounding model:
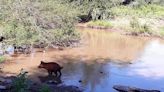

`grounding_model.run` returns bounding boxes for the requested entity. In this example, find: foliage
[0,0,164,48]
[39,85,51,92]
[159,27,164,36]
[129,18,152,34]
[11,69,52,92]
[12,69,29,92]
[87,20,113,28]
[0,56,6,63]
[59,0,164,21]
[0,0,80,48]
[62,0,123,21]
